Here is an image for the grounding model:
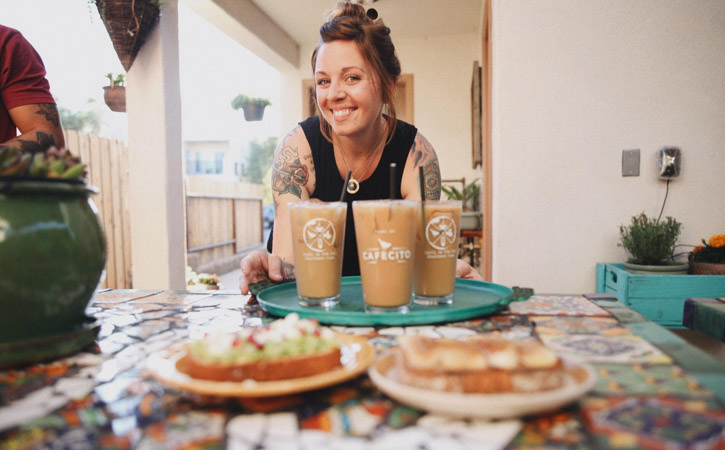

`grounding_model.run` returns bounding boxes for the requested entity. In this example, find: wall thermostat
[657,147,681,179]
